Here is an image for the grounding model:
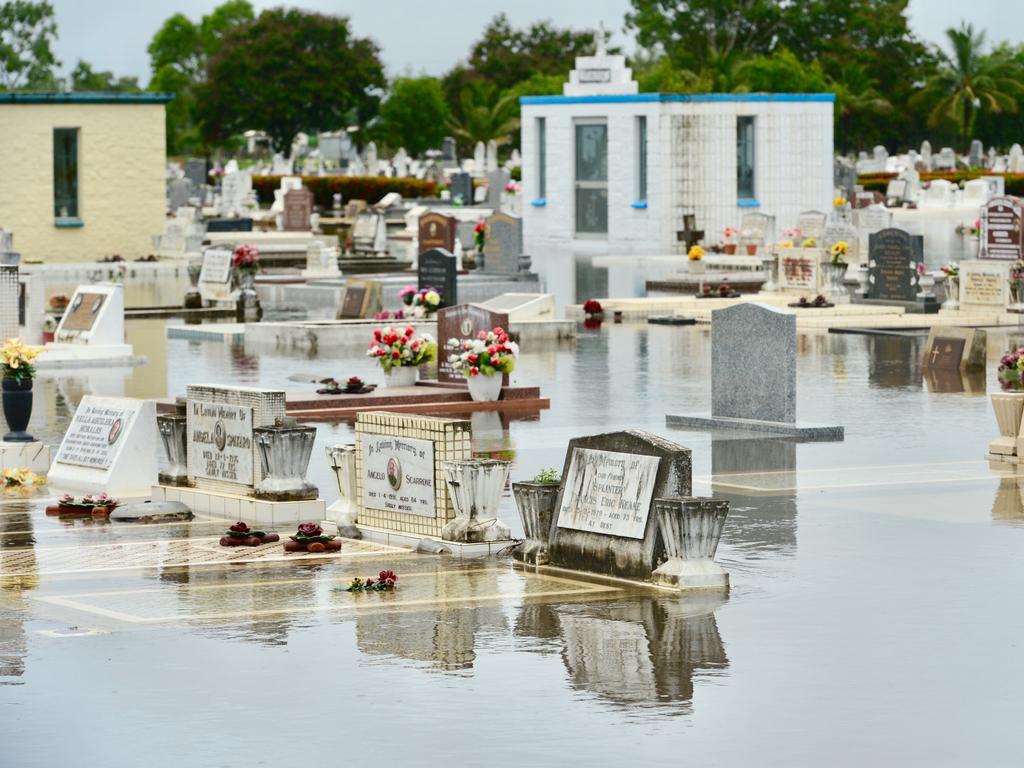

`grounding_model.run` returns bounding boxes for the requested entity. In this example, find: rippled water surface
[3,291,1024,767]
